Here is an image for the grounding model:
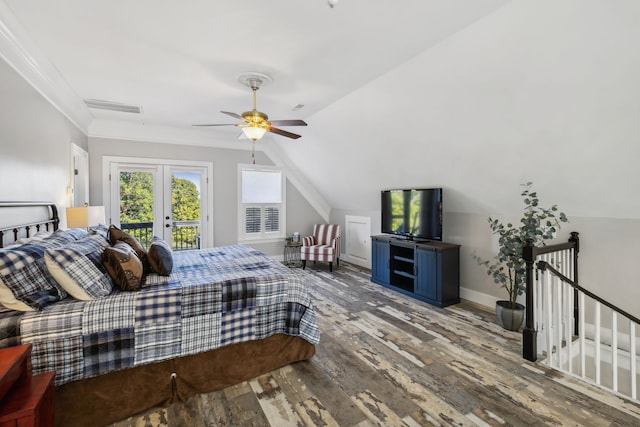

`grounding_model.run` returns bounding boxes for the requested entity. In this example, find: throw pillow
[107,225,149,272]
[102,242,144,291]
[148,237,173,276]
